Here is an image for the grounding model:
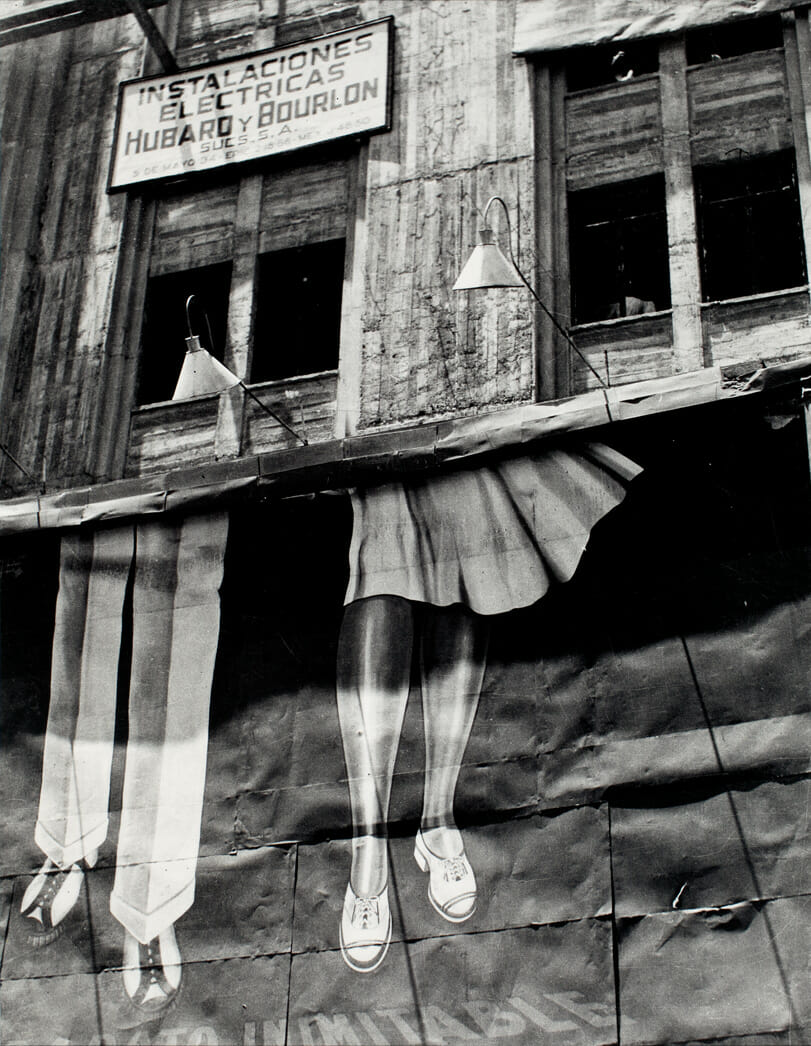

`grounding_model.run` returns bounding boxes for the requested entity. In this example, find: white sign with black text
[108,18,392,191]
